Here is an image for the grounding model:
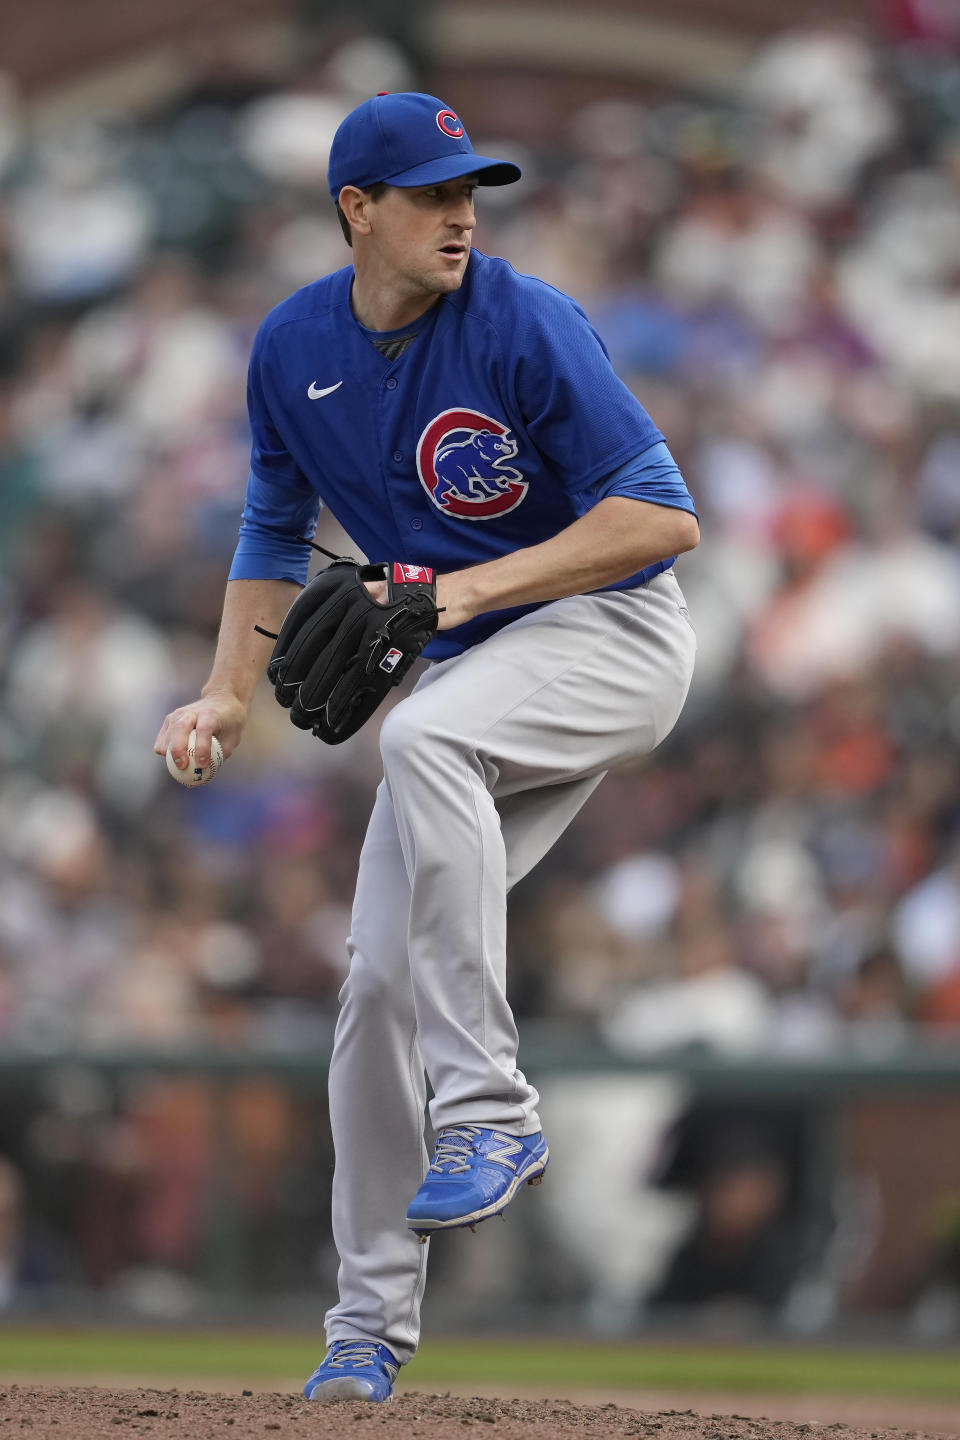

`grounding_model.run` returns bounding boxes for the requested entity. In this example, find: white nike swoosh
[307,381,343,399]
